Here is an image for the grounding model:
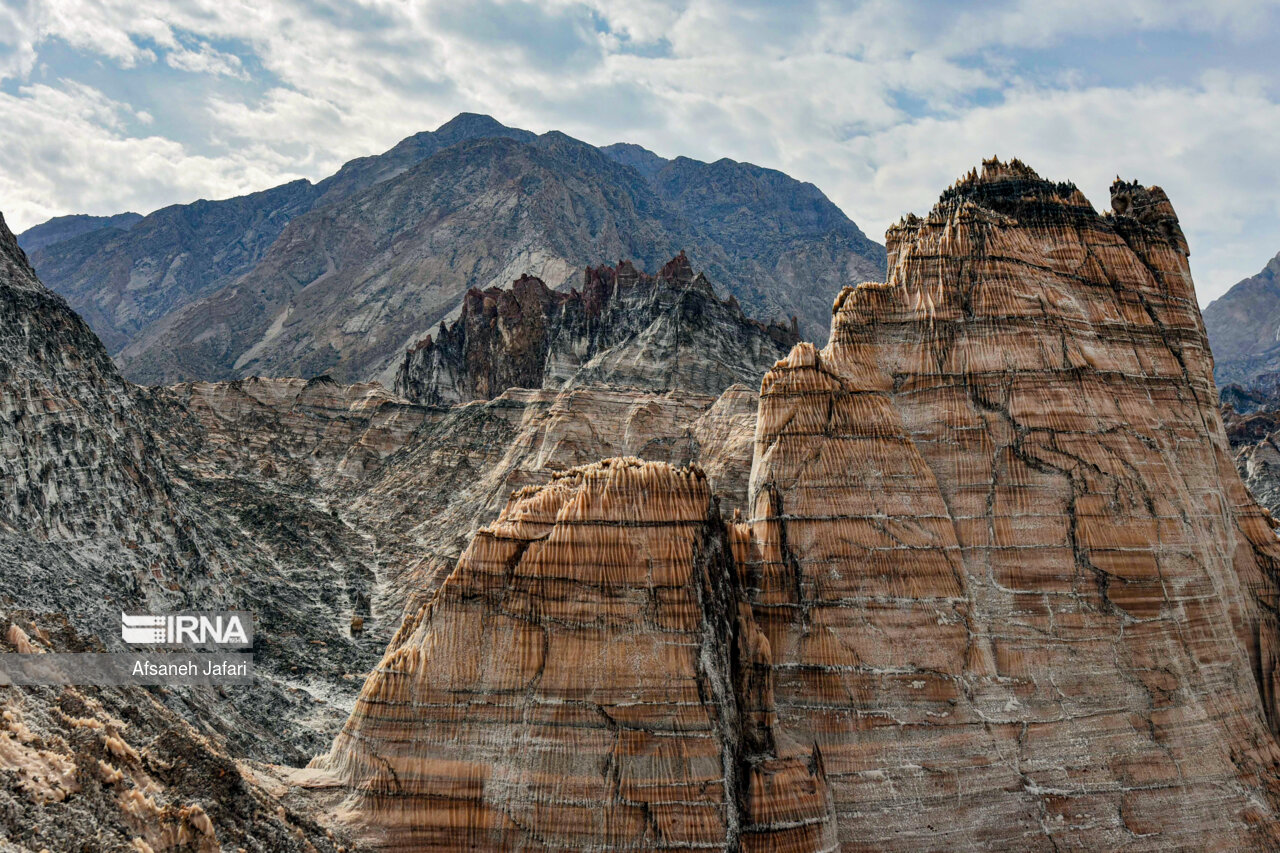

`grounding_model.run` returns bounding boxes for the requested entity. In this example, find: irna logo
[121,612,252,647]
